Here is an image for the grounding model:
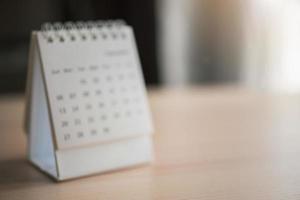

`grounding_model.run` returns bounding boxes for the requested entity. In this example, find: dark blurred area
[0,0,159,93]
[2,0,300,94]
